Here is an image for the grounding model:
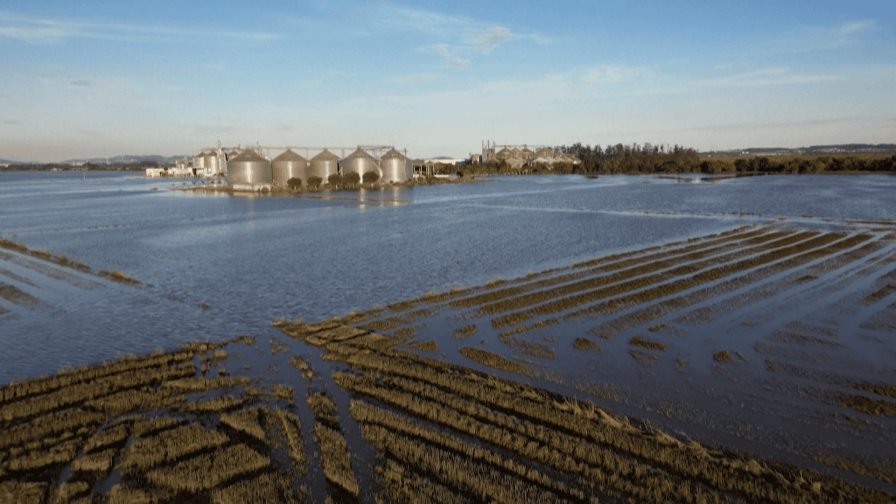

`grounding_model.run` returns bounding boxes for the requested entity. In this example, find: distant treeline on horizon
[461,143,896,175]
[3,143,896,174]
[0,161,157,172]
